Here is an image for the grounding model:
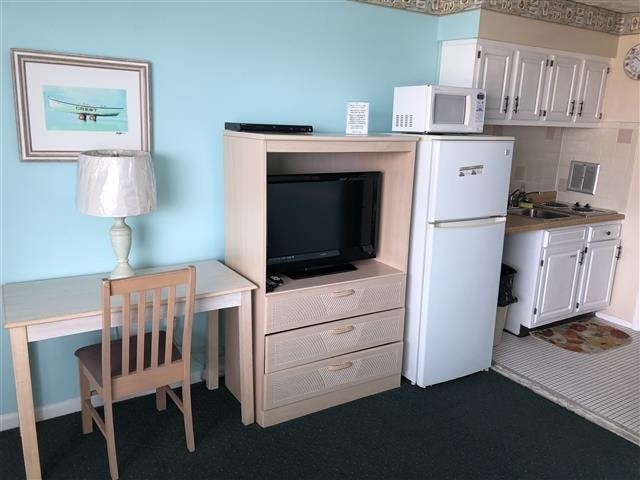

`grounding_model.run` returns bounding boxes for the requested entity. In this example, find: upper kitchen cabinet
[510,49,548,122]
[544,54,582,123]
[475,43,514,121]
[574,60,609,124]
[438,39,611,127]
